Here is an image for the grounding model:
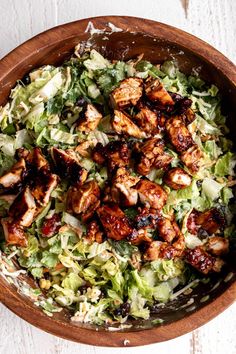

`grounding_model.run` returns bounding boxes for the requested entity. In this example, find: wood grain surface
[0,1,236,353]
